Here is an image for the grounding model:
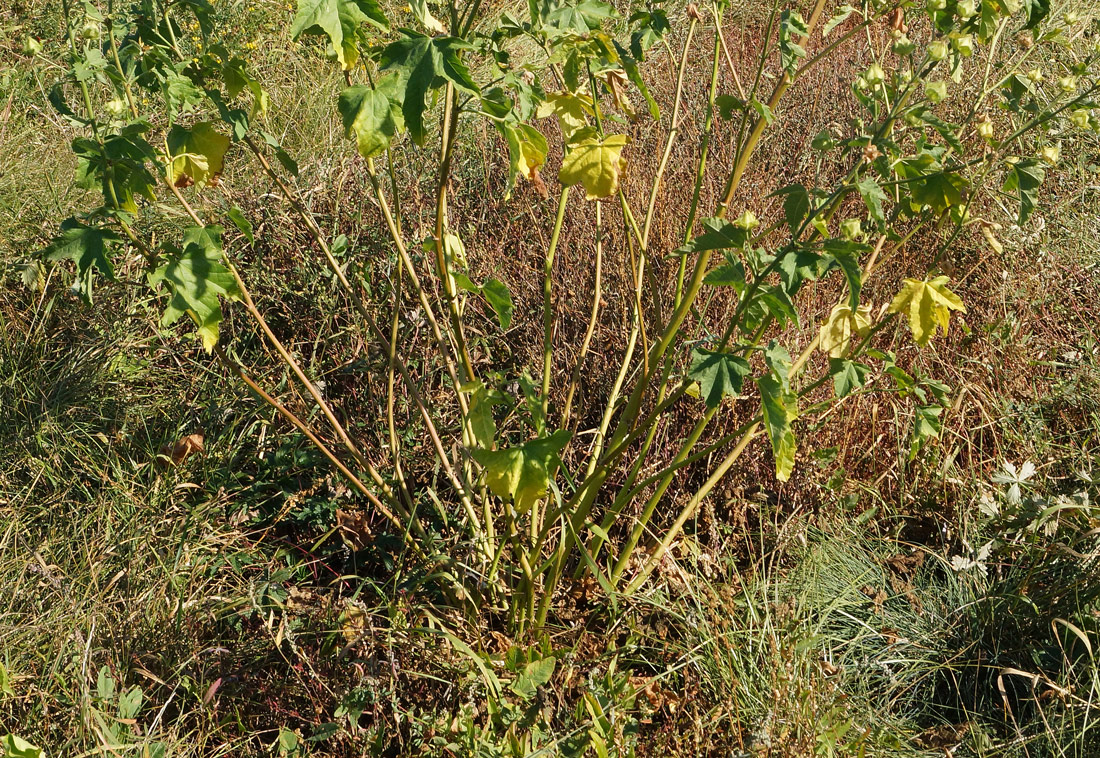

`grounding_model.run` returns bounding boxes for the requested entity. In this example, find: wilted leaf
[818,302,873,358]
[887,275,965,346]
[336,509,372,550]
[167,122,230,189]
[157,432,205,466]
[471,429,571,513]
